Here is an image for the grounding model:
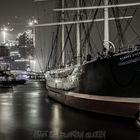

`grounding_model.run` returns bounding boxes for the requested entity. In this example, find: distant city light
[33,19,38,24]
[15,59,36,63]
[5,40,19,47]
[2,28,8,31]
[55,79,59,84]
[28,19,38,48]
[1,25,13,44]
[29,22,33,26]
[15,59,30,62]
[2,30,6,43]
[28,19,38,26]
[10,51,21,57]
